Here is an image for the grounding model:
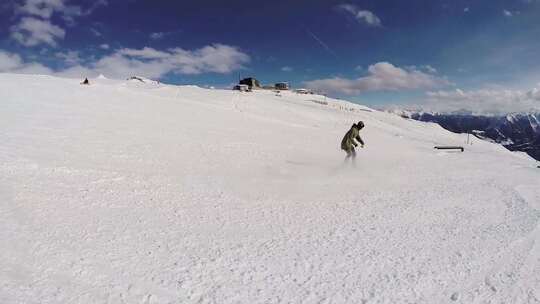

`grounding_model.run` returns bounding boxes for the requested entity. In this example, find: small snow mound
[97,74,108,80]
[127,76,159,84]
[125,76,161,88]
